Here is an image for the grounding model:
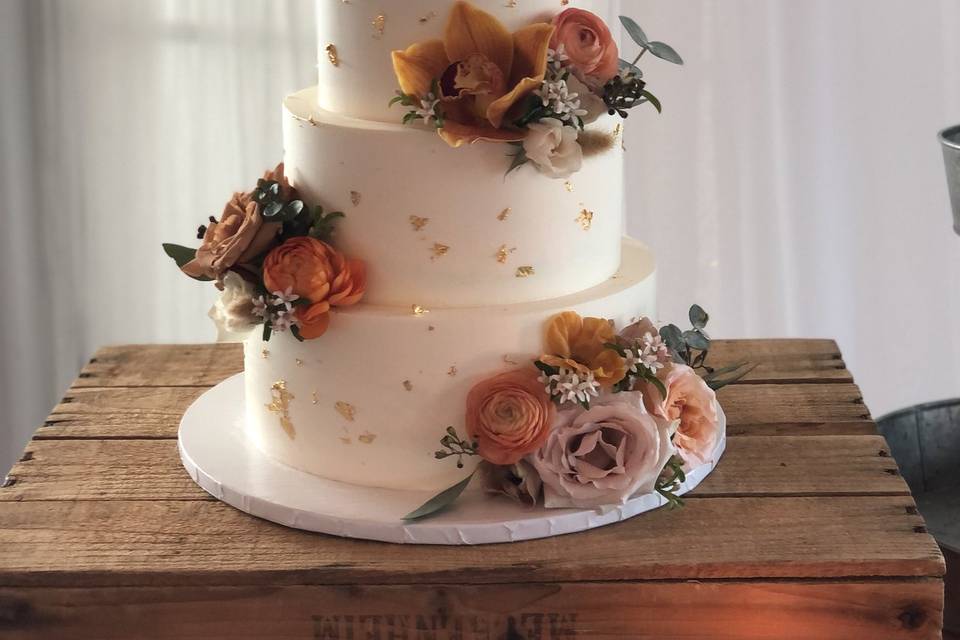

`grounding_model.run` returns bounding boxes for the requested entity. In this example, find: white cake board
[178,373,726,545]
